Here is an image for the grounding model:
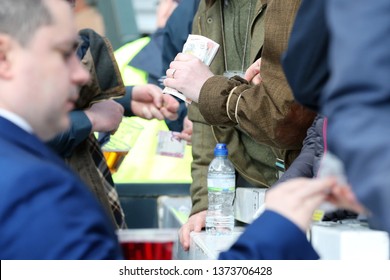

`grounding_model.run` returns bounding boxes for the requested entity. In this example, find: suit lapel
[250,0,267,63]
